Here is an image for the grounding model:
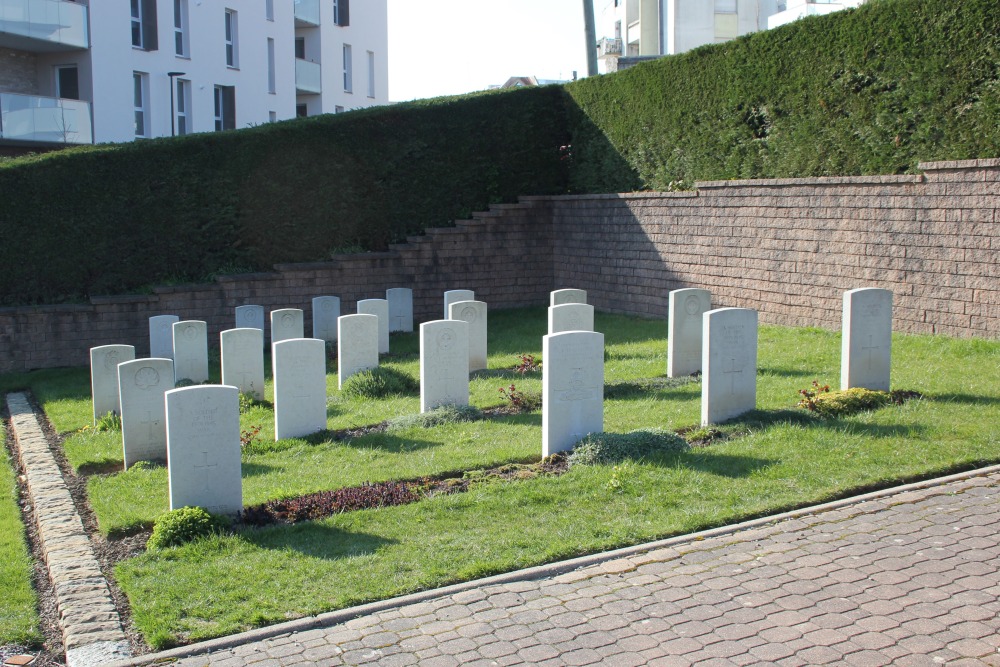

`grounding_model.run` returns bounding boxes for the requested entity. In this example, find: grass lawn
[2,307,998,649]
[0,409,43,646]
